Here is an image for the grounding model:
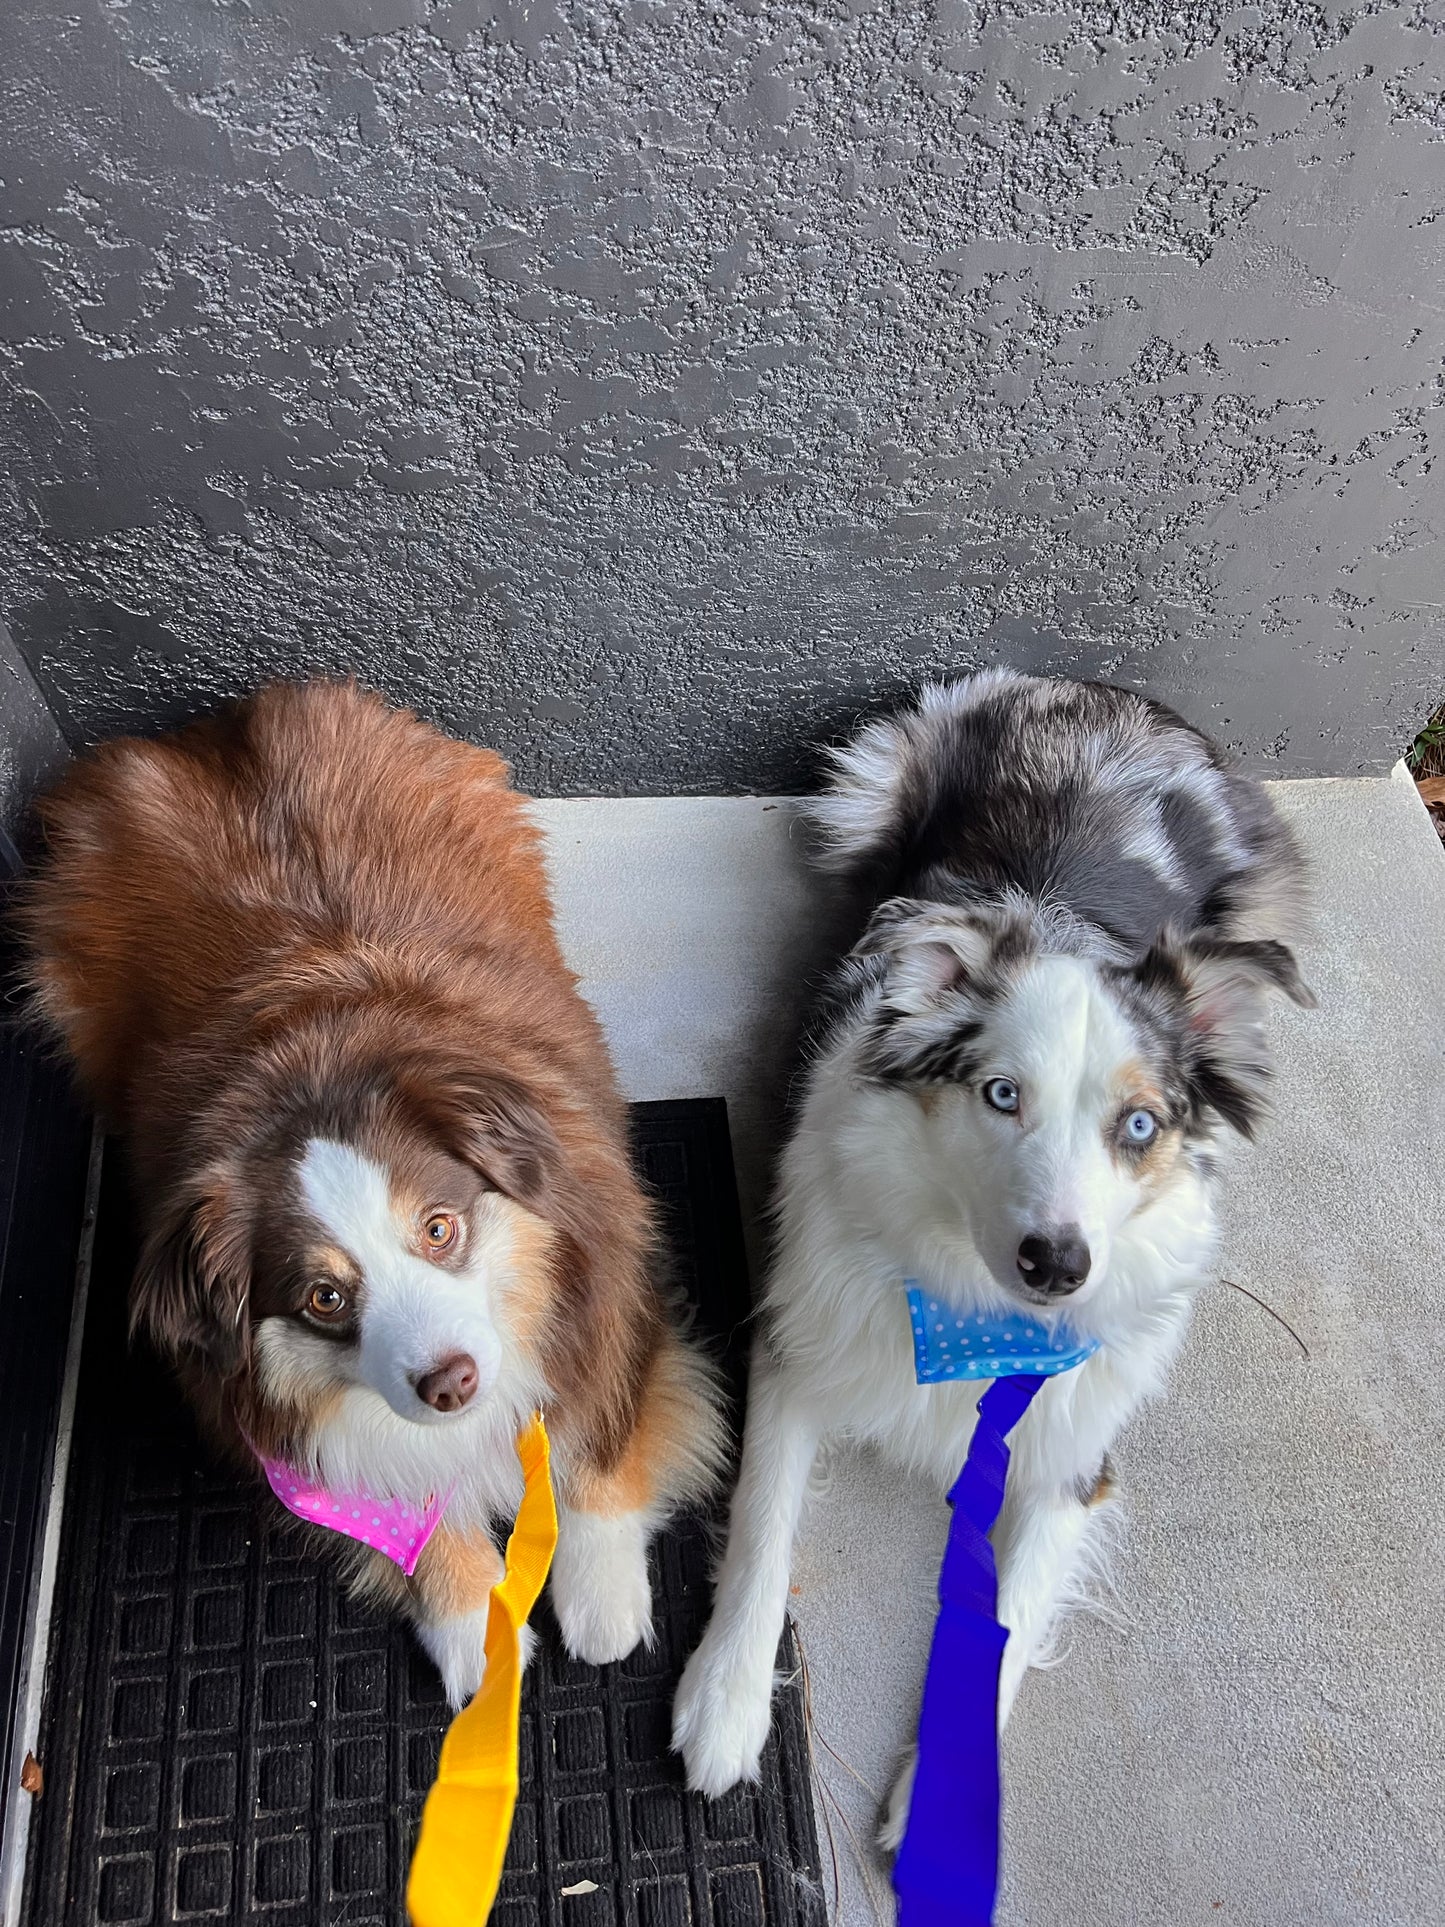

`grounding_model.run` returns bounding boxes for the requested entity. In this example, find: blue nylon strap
[892,1374,1047,1927]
